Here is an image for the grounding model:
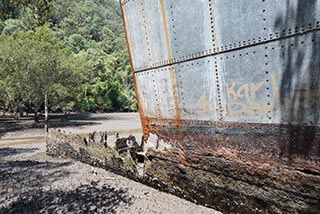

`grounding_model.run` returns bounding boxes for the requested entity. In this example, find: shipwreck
[48,0,320,213]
